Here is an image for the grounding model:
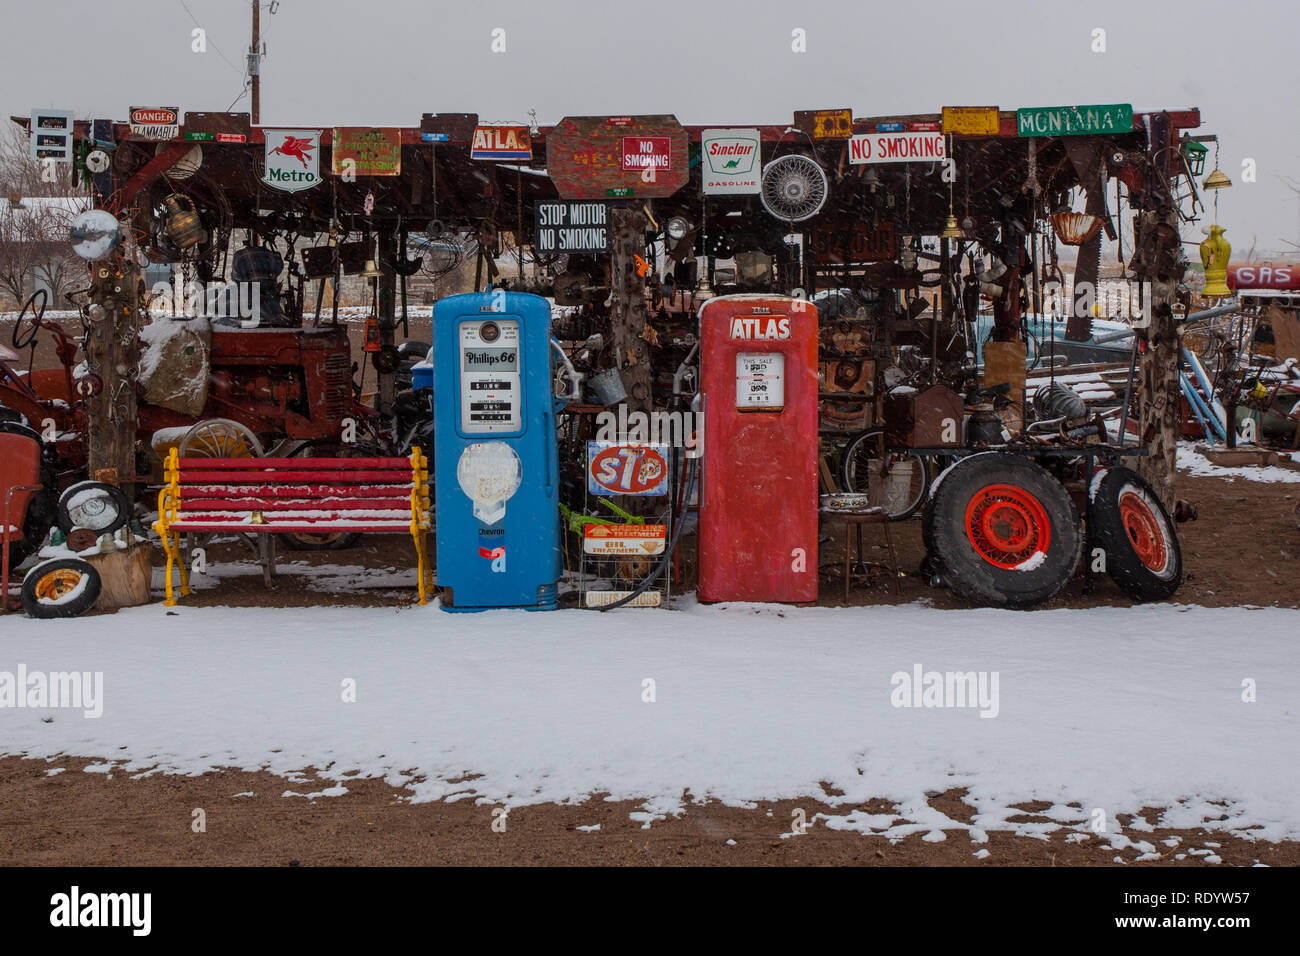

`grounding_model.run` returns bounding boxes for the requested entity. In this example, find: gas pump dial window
[459,318,522,433]
[736,352,785,411]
